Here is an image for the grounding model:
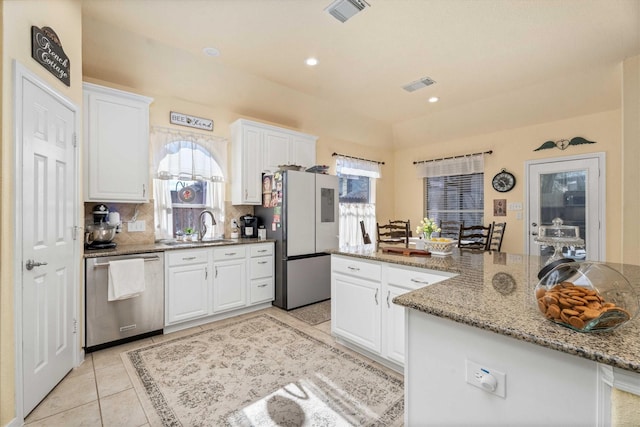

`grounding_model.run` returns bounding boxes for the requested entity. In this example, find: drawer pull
[257,284,268,288]
[411,278,430,285]
[258,249,267,253]
[225,252,237,256]
[182,256,197,261]
[257,261,268,265]
[347,266,360,271]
